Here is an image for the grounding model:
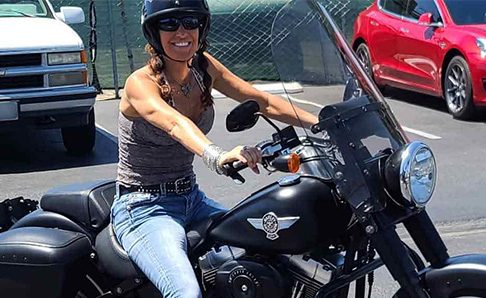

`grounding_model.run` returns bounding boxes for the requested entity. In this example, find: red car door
[368,0,407,83]
[394,0,444,96]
